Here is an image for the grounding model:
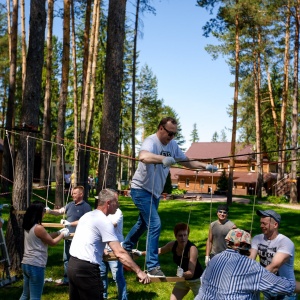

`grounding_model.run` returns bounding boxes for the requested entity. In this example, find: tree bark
[2,0,18,194]
[290,1,299,204]
[98,0,127,190]
[40,0,54,191]
[7,0,46,271]
[55,0,70,206]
